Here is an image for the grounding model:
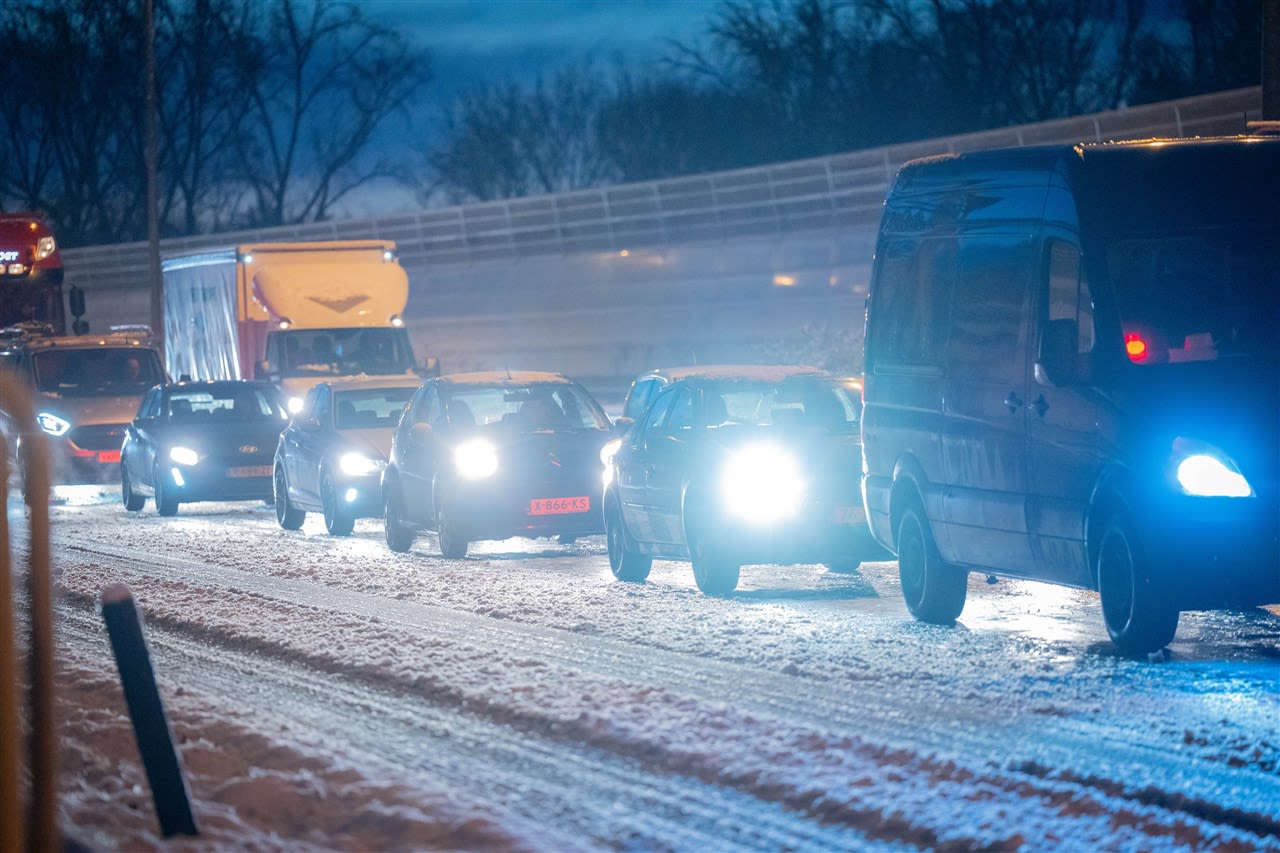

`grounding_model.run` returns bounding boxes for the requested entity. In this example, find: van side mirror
[1036,319,1084,386]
